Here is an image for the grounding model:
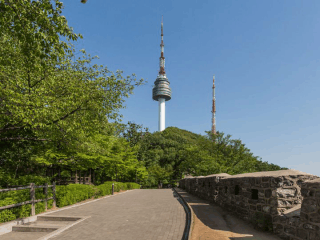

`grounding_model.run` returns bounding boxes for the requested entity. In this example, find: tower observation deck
[152,18,171,131]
